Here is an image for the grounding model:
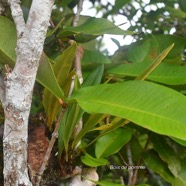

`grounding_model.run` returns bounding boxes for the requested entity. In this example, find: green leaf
[171,137,186,147]
[95,128,132,158]
[82,50,112,66]
[92,180,124,186]
[127,39,152,64]
[62,103,84,153]
[71,66,105,148]
[83,65,104,87]
[143,150,186,185]
[72,114,107,148]
[135,43,174,80]
[81,153,107,167]
[121,35,185,65]
[0,16,16,66]
[68,80,186,140]
[43,43,77,127]
[151,134,181,177]
[37,53,64,99]
[166,6,186,19]
[179,0,186,12]
[58,17,134,43]
[107,62,186,85]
